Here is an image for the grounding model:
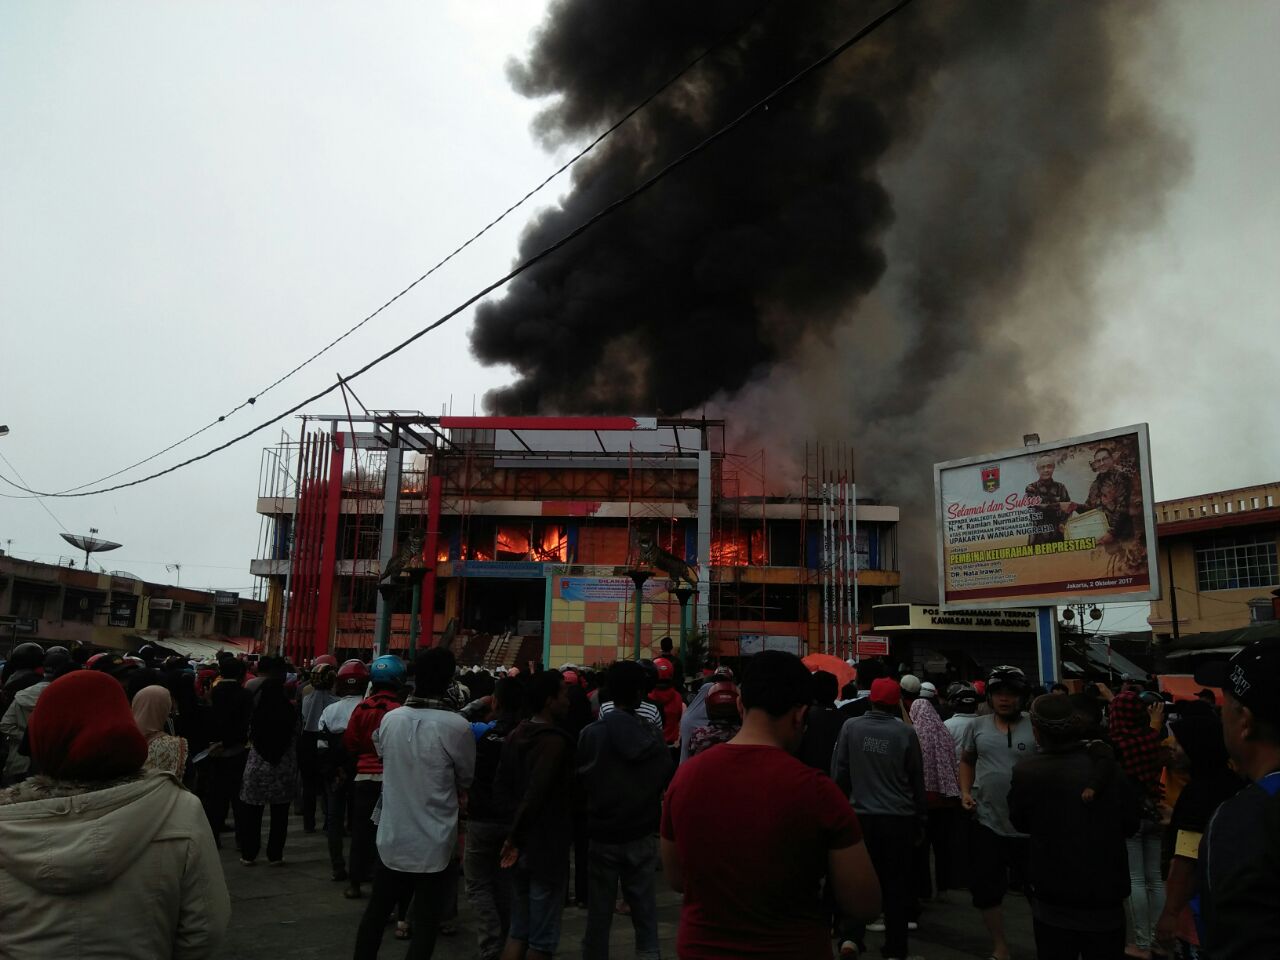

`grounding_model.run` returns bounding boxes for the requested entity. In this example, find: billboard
[935,424,1158,608]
